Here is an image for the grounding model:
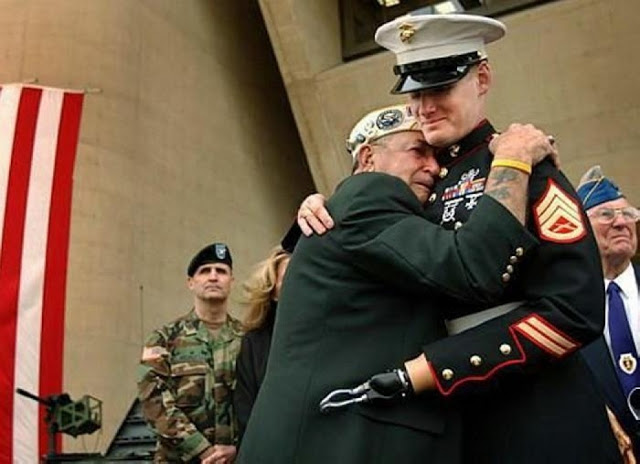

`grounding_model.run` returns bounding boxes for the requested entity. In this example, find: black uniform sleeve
[234,335,259,445]
[422,163,605,396]
[331,172,539,305]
